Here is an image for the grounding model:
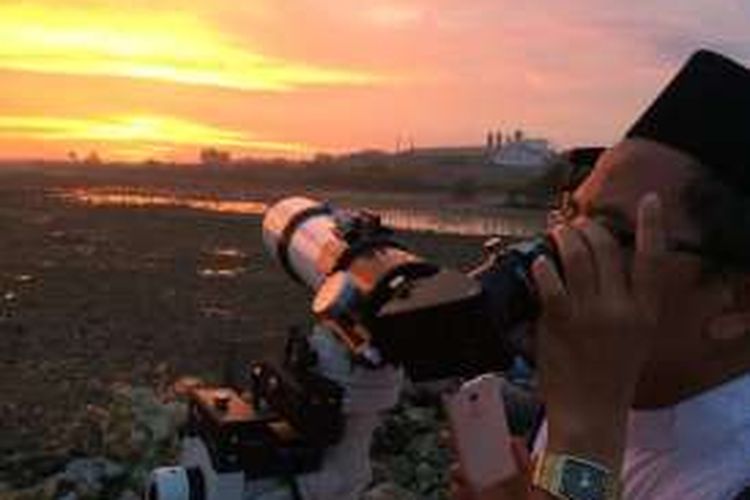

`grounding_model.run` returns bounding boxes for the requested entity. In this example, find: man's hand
[531,193,666,470]
[447,193,666,500]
